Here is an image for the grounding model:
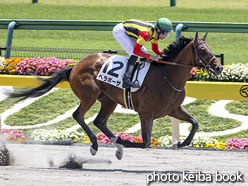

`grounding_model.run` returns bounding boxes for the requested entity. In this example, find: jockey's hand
[149,55,161,61]
[161,52,167,57]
